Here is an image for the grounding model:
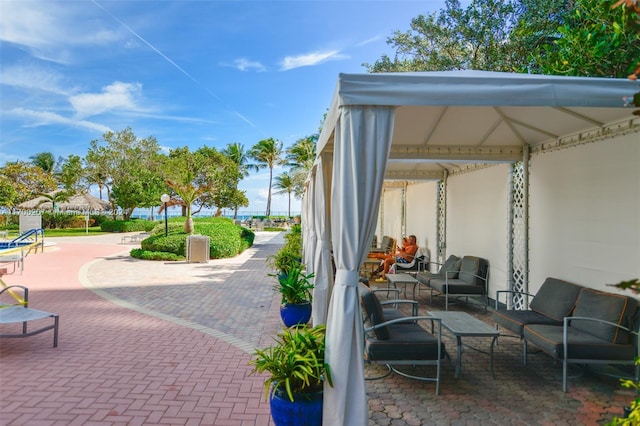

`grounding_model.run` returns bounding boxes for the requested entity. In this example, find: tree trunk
[184,217,194,234]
